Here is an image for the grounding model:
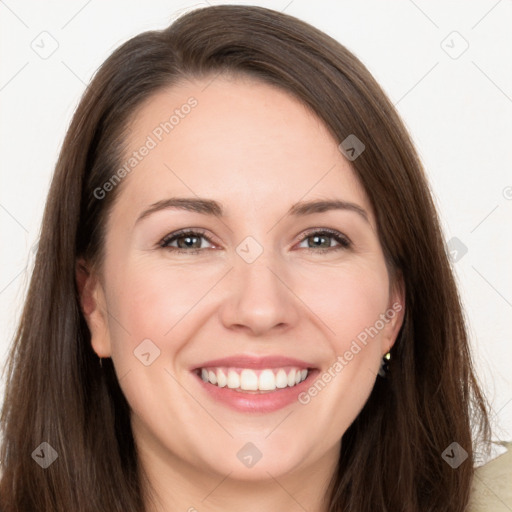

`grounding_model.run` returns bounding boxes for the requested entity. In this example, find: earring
[99,357,103,369]
[378,351,391,377]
